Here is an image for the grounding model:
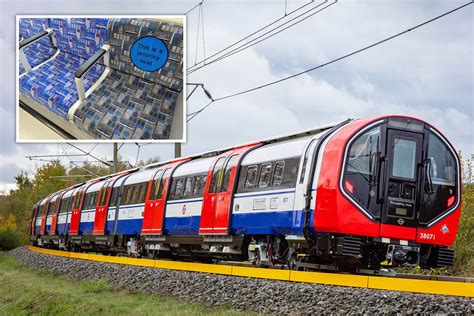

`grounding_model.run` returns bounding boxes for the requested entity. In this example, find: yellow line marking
[290,270,368,288]
[368,276,474,298]
[231,266,290,281]
[27,246,473,297]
